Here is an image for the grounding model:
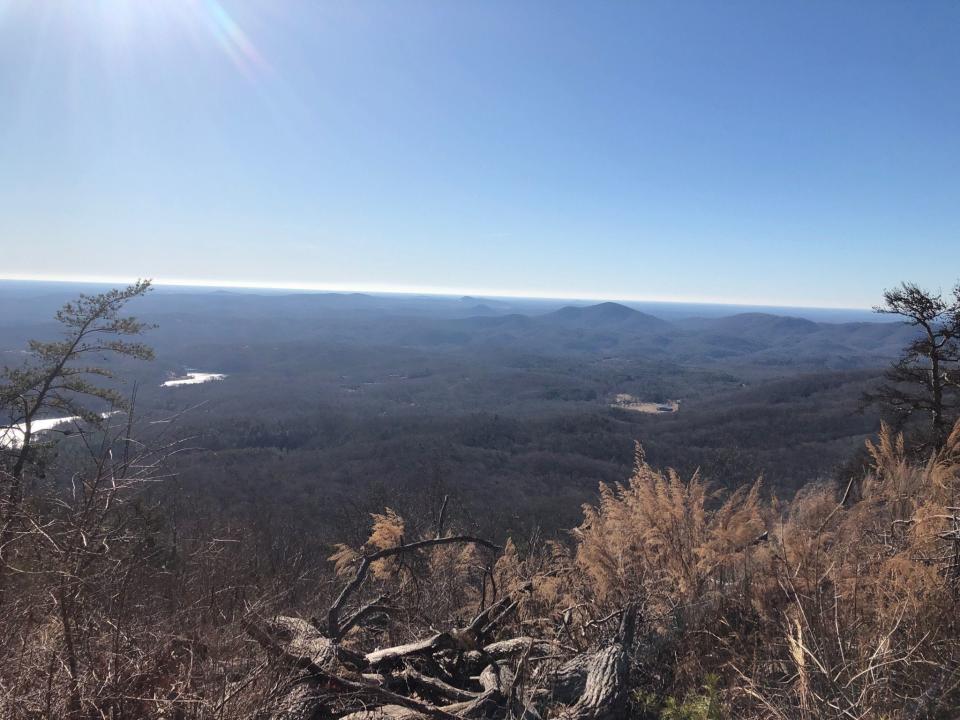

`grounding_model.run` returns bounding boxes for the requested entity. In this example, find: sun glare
[83,0,266,78]
[188,0,265,78]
